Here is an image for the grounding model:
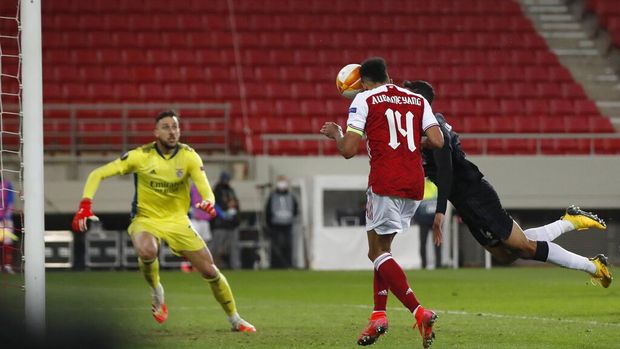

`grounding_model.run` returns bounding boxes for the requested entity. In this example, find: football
[336,63,362,99]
